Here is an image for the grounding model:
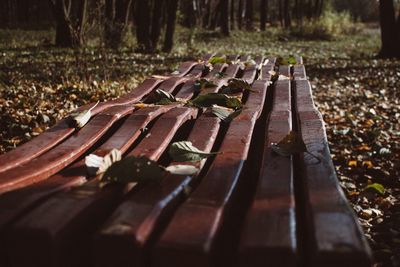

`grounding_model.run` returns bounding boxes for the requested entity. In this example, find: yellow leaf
[356,145,371,151]
[362,160,374,169]
[348,160,357,167]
